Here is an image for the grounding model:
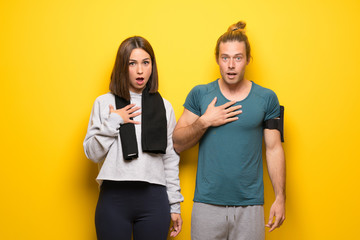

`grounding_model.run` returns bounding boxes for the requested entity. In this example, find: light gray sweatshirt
[83,92,183,213]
